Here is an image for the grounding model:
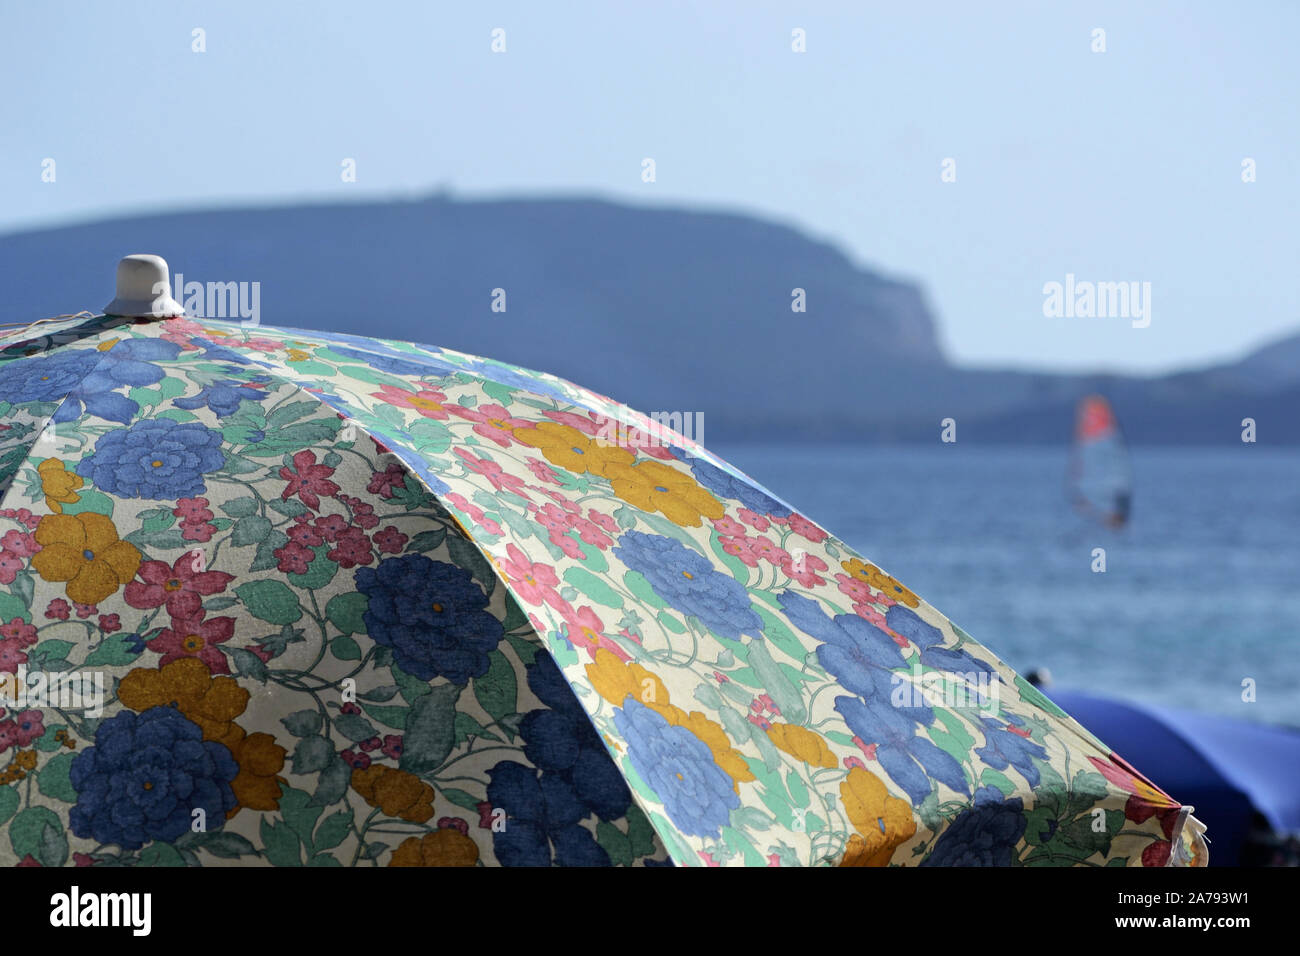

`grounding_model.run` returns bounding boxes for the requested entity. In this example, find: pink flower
[569,514,612,550]
[542,409,604,435]
[173,497,213,522]
[124,555,235,618]
[698,851,721,867]
[712,516,747,537]
[438,816,469,835]
[12,709,43,747]
[327,527,374,569]
[526,458,563,485]
[0,619,37,646]
[780,551,827,587]
[341,749,370,770]
[367,463,407,499]
[444,403,532,447]
[455,447,529,497]
[74,602,97,619]
[44,599,70,621]
[844,756,866,771]
[560,605,630,660]
[147,612,236,674]
[359,736,382,752]
[787,512,828,543]
[0,508,40,529]
[852,736,878,761]
[498,544,565,610]
[381,735,404,760]
[767,853,782,867]
[180,520,215,543]
[719,535,759,568]
[0,552,24,585]
[73,853,97,867]
[0,639,30,675]
[372,383,449,419]
[314,514,348,543]
[287,521,324,547]
[97,614,121,633]
[274,541,313,575]
[749,536,784,563]
[374,526,408,554]
[0,530,38,557]
[280,450,340,510]
[738,508,770,531]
